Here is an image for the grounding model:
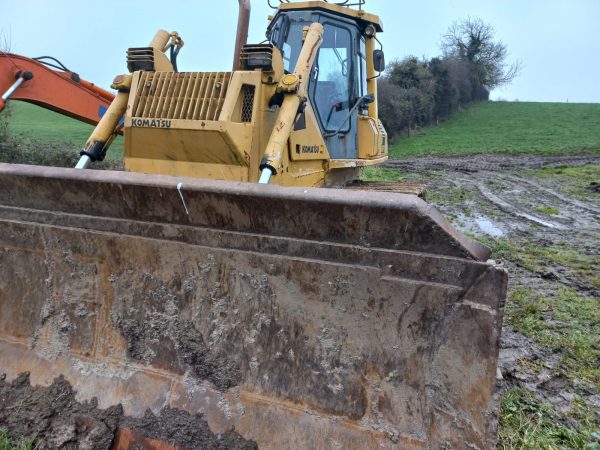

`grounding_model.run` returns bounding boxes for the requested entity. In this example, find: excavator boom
[0,52,115,126]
